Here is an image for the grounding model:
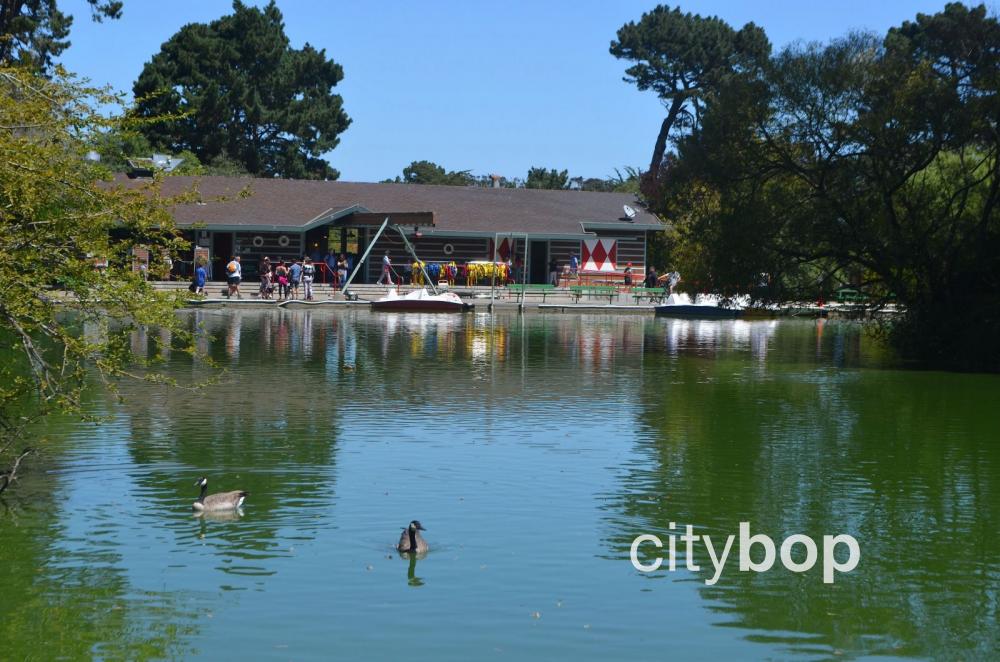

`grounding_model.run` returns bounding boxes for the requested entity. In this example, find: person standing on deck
[302,257,315,300]
[194,260,207,296]
[624,262,633,286]
[336,253,348,289]
[548,257,559,287]
[275,261,289,301]
[259,257,272,299]
[378,250,394,285]
[289,258,303,299]
[570,254,579,280]
[644,267,657,289]
[226,255,242,298]
[664,270,682,295]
